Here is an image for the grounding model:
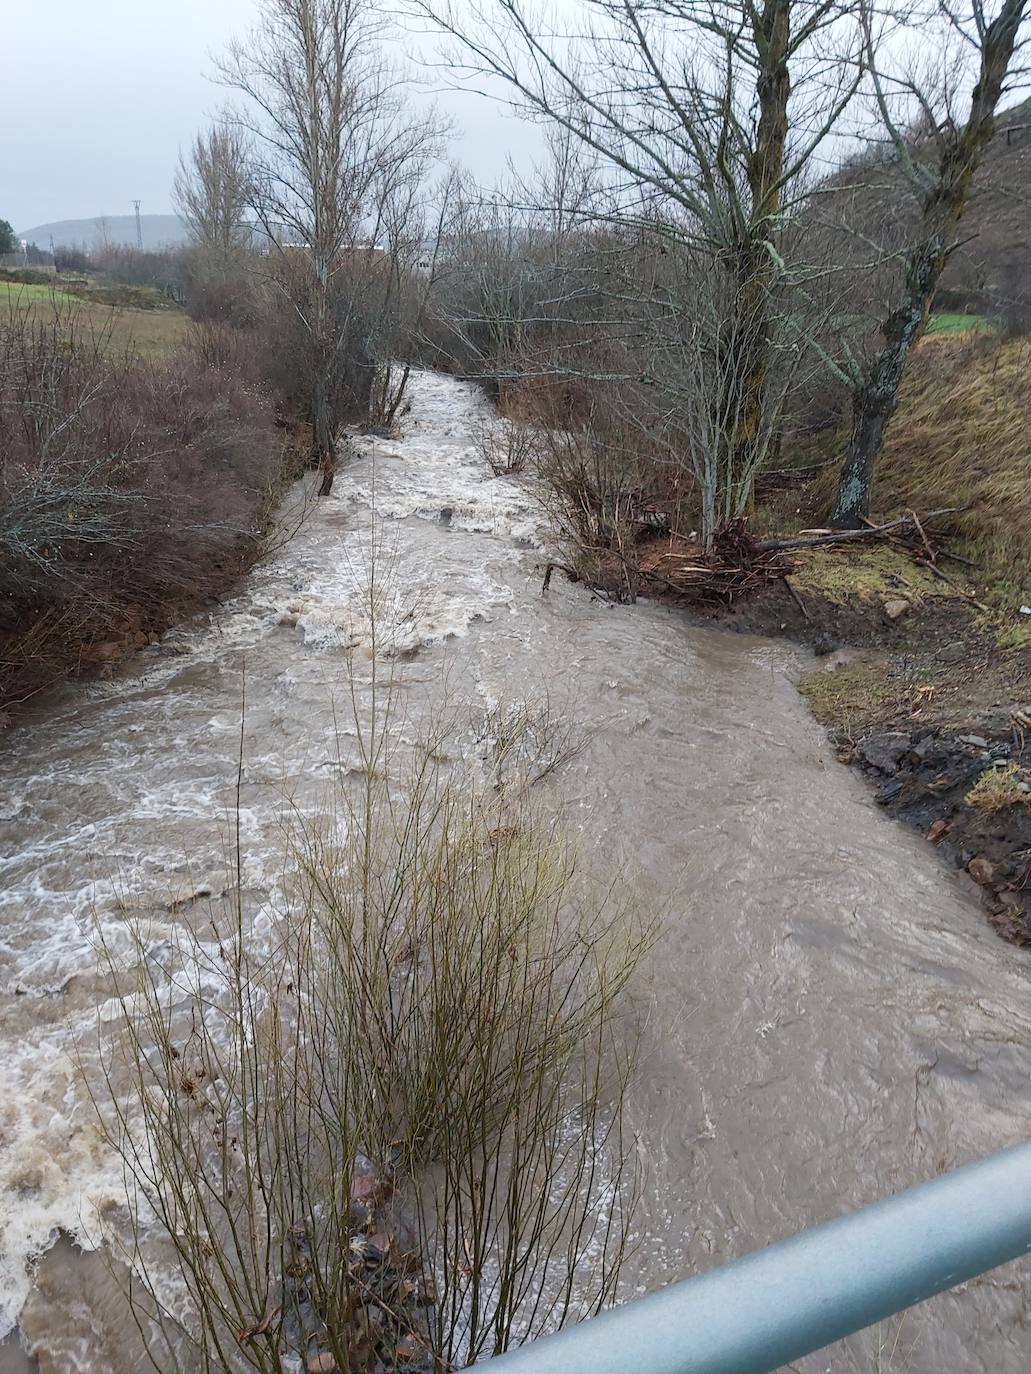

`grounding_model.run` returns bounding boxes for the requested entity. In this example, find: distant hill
[17,214,189,251]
